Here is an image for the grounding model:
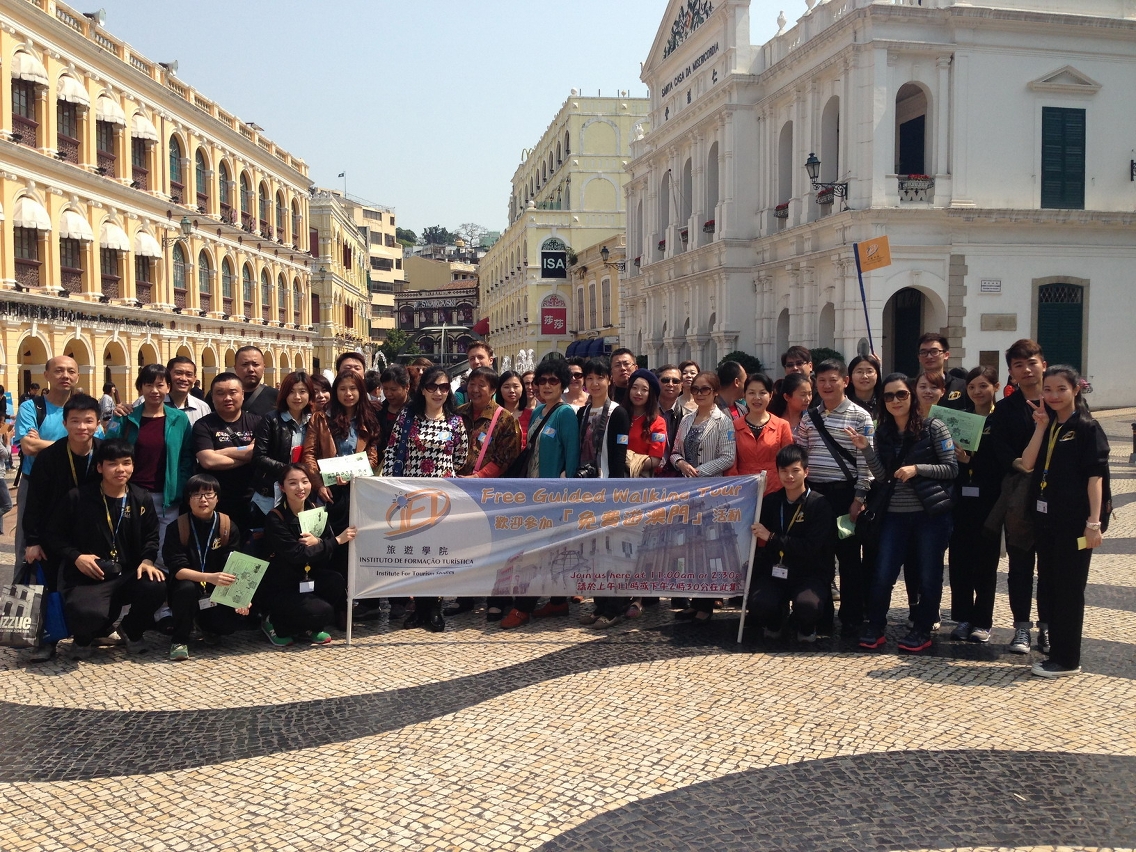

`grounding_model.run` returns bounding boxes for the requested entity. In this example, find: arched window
[576,287,585,331]
[275,191,287,242]
[258,184,270,233]
[169,136,183,191]
[218,161,232,214]
[221,257,234,307]
[260,269,272,319]
[601,278,611,327]
[292,278,301,325]
[291,200,301,247]
[277,273,287,324]
[172,243,186,291]
[564,131,570,156]
[242,264,254,317]
[198,251,213,311]
[239,172,252,227]
[195,149,209,209]
[588,281,597,329]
